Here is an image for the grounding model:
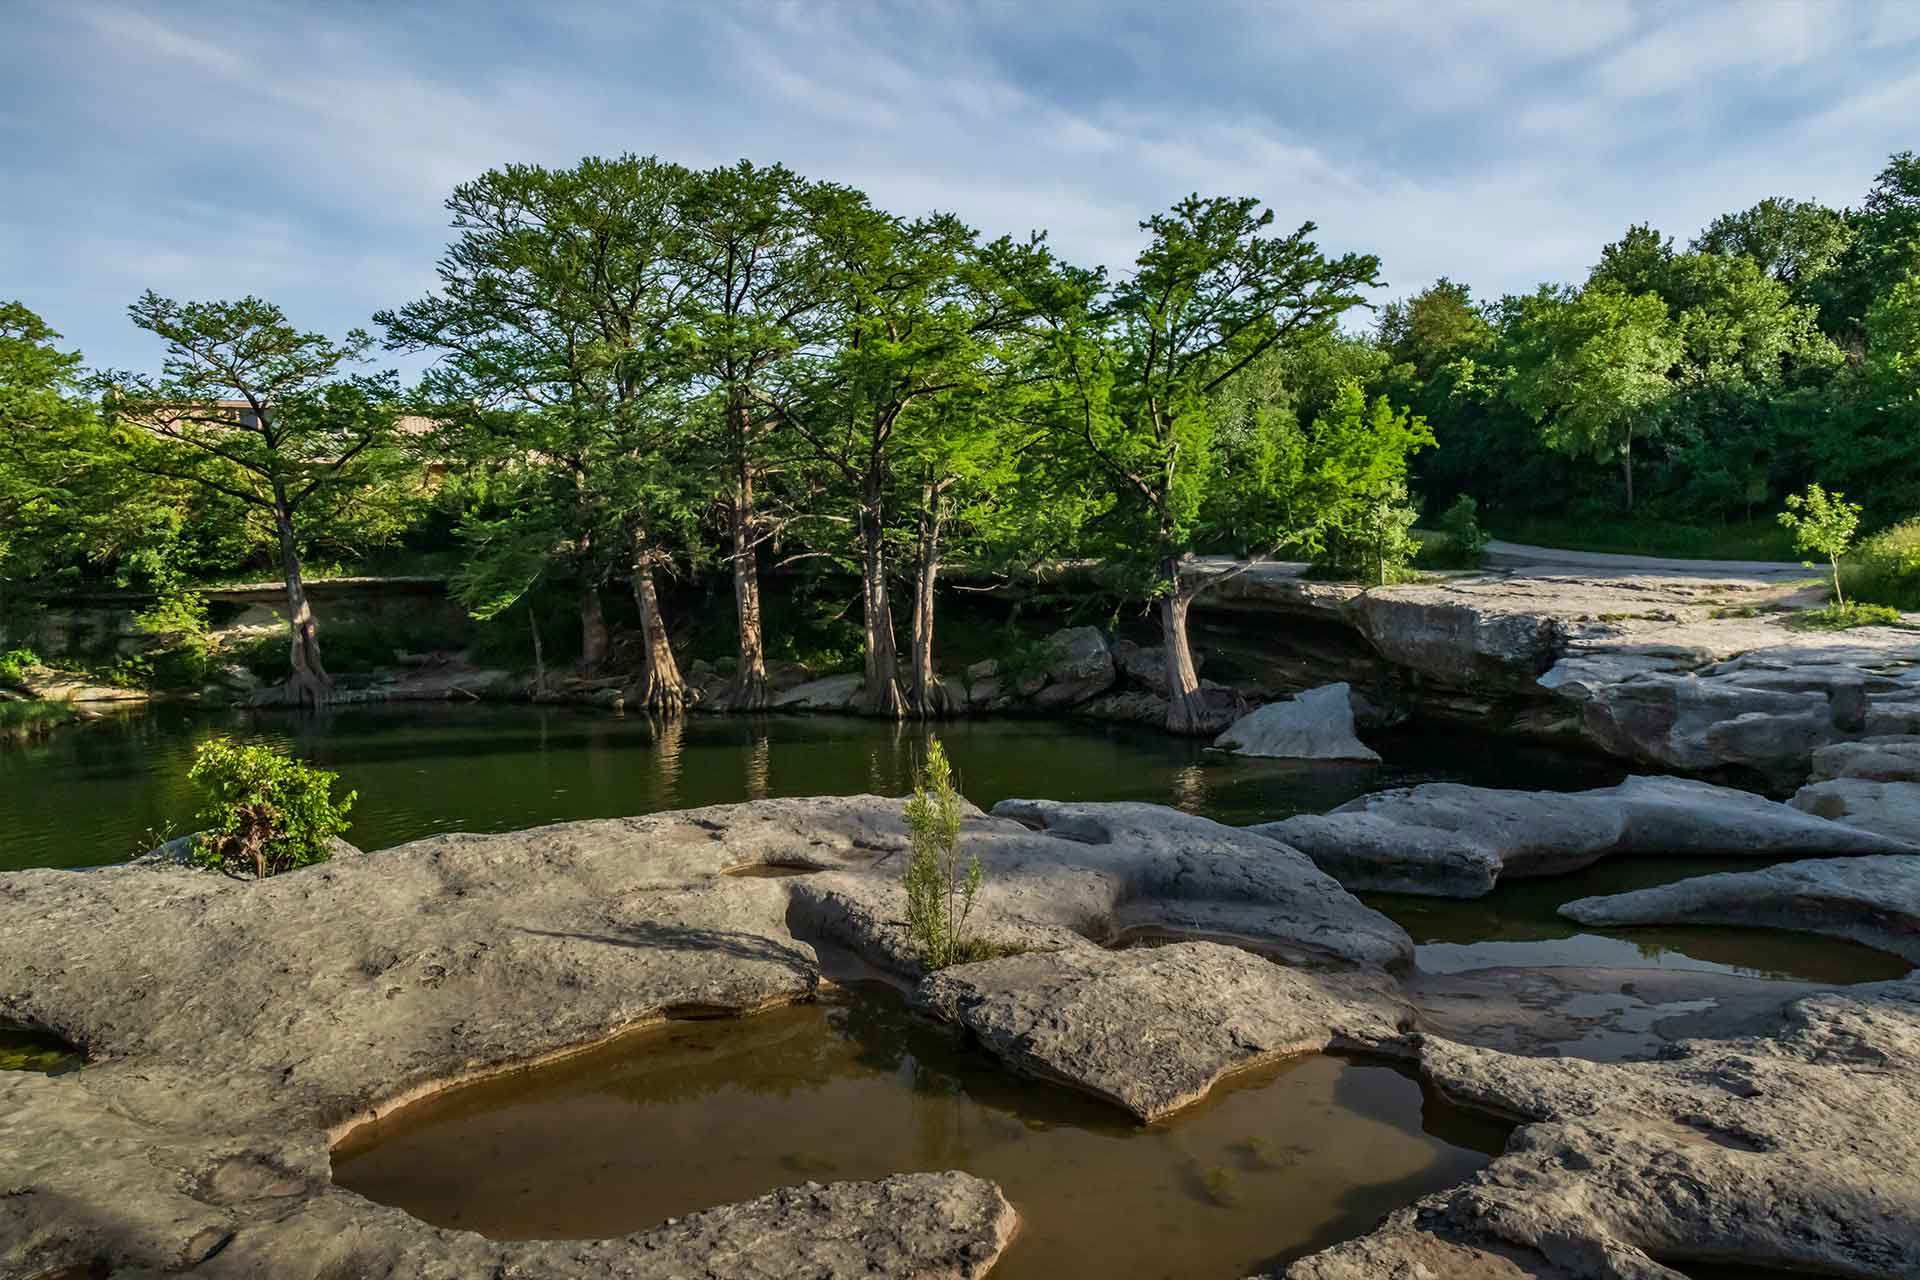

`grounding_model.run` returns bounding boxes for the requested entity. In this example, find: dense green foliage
[1843,518,1920,610]
[186,737,355,878]
[1400,152,1920,545]
[902,736,982,969]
